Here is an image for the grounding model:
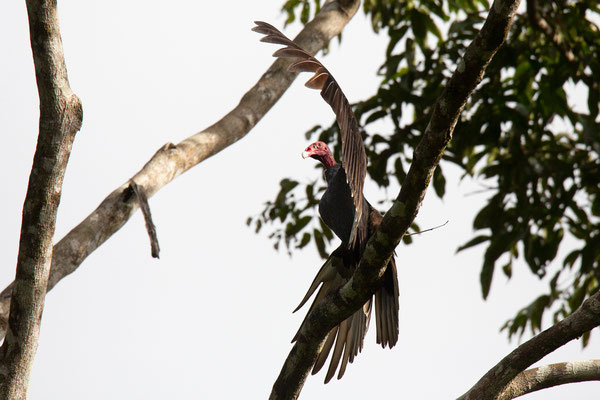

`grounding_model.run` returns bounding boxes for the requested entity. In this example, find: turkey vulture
[253,21,399,383]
